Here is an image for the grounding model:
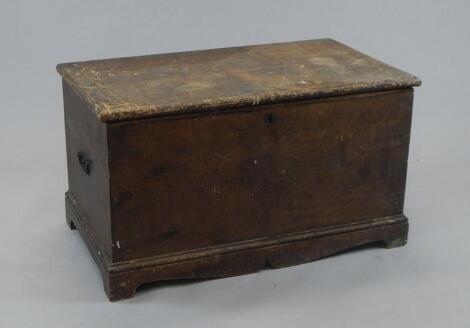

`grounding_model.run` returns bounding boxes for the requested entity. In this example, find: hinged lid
[57,38,421,122]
